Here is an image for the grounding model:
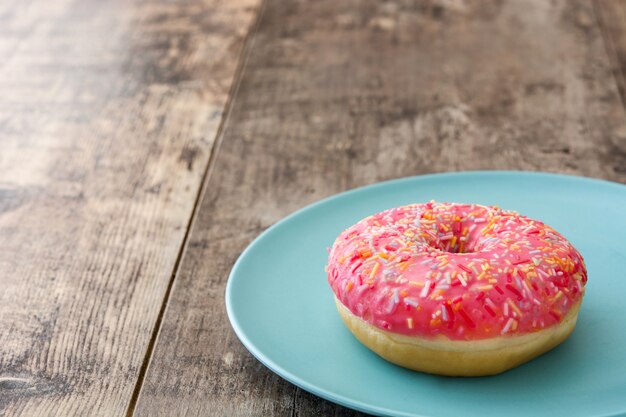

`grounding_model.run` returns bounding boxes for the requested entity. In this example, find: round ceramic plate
[226,171,626,417]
